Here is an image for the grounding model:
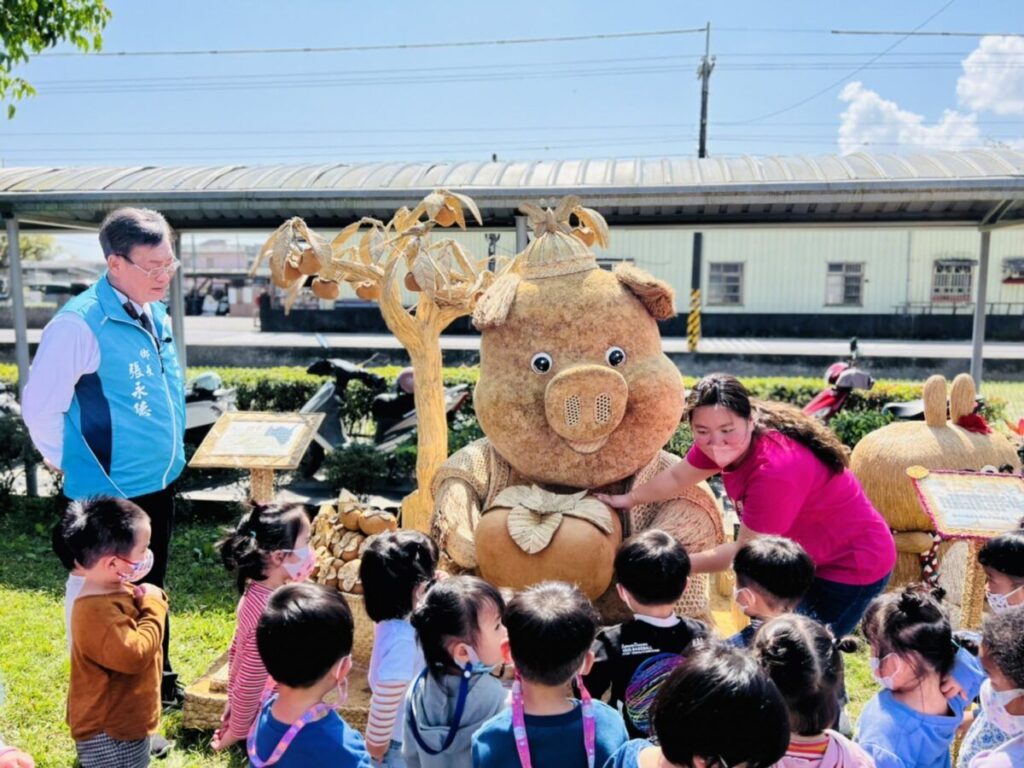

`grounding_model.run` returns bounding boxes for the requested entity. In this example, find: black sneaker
[161,682,186,710]
[150,734,174,760]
